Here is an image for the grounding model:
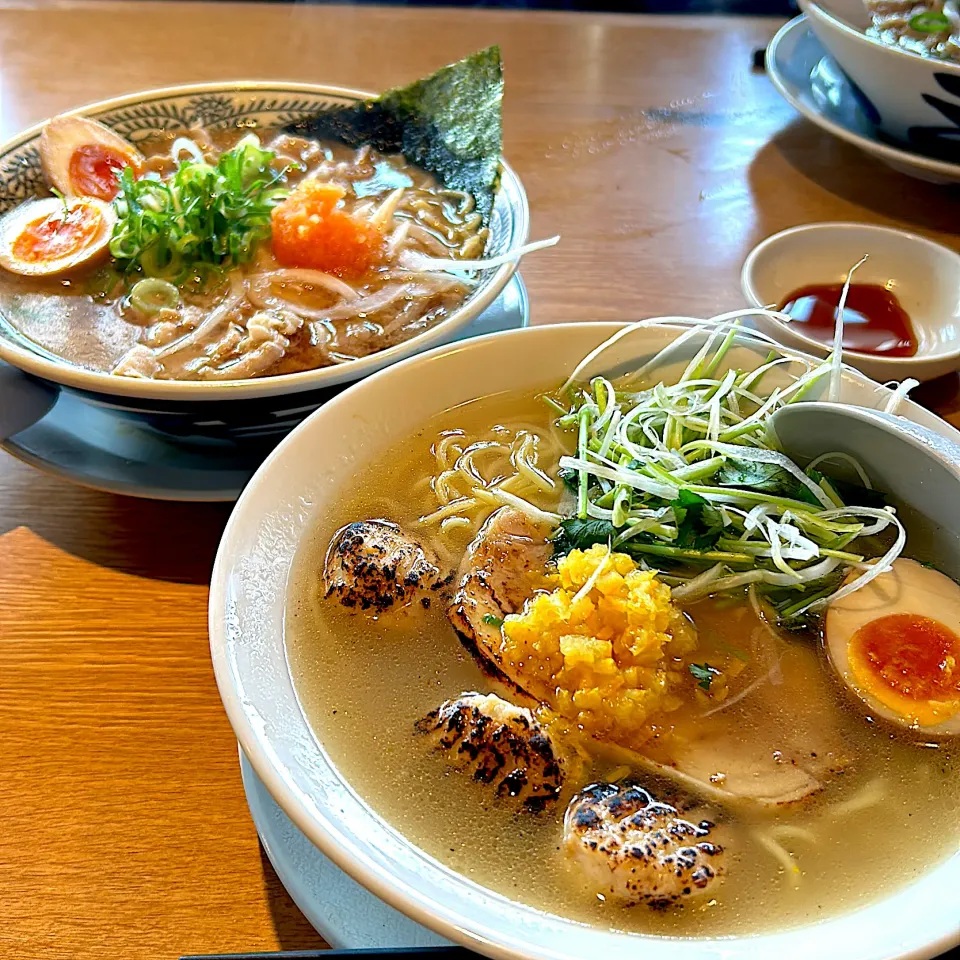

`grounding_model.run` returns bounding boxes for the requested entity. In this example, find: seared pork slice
[324,519,446,612]
[564,782,725,907]
[416,691,564,808]
[447,507,552,674]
